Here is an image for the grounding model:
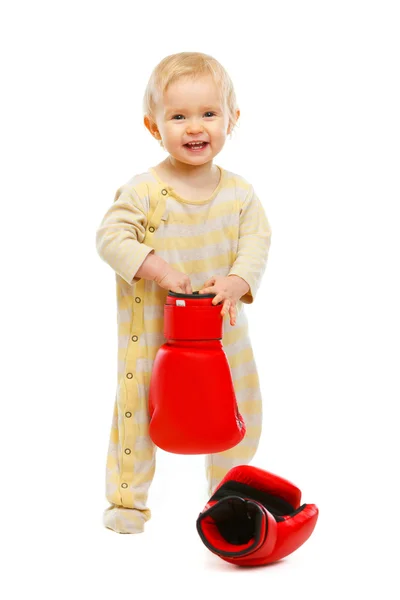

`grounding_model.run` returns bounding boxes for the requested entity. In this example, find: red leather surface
[148,292,246,454]
[217,465,302,509]
[197,465,319,566]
